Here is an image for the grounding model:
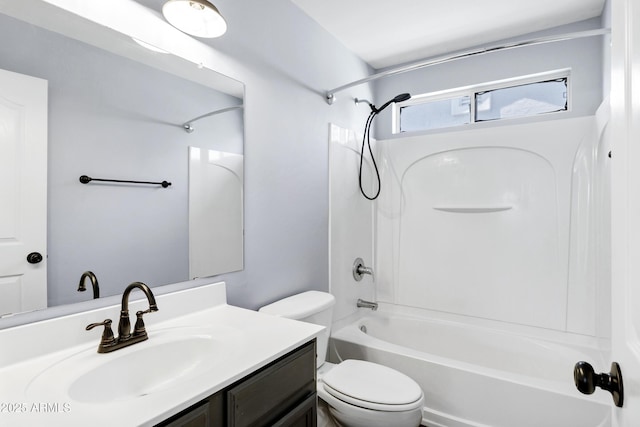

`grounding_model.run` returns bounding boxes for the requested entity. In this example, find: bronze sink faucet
[86,282,159,353]
[77,271,100,299]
